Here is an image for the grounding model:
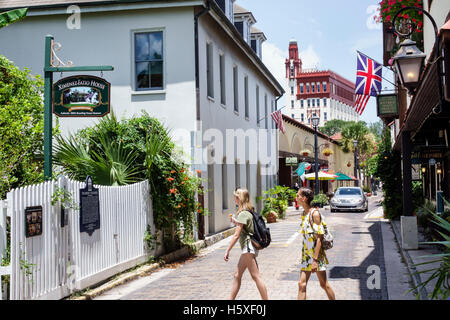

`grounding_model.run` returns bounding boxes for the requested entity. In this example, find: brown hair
[298,187,314,206]
[233,188,255,213]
